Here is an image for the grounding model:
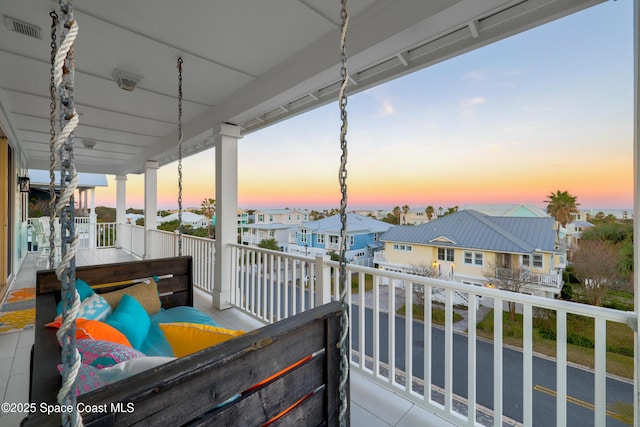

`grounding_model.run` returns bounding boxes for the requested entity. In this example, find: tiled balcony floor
[1,251,451,426]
